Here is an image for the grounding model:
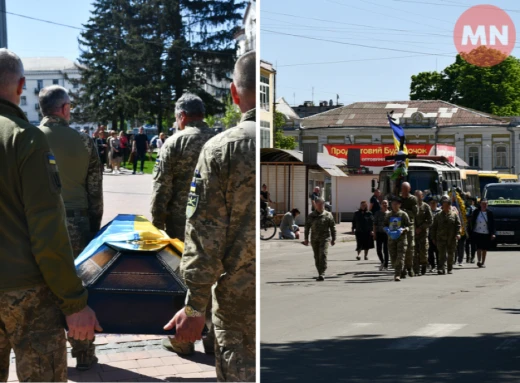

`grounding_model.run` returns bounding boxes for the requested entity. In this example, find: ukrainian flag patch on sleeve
[48,154,56,165]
